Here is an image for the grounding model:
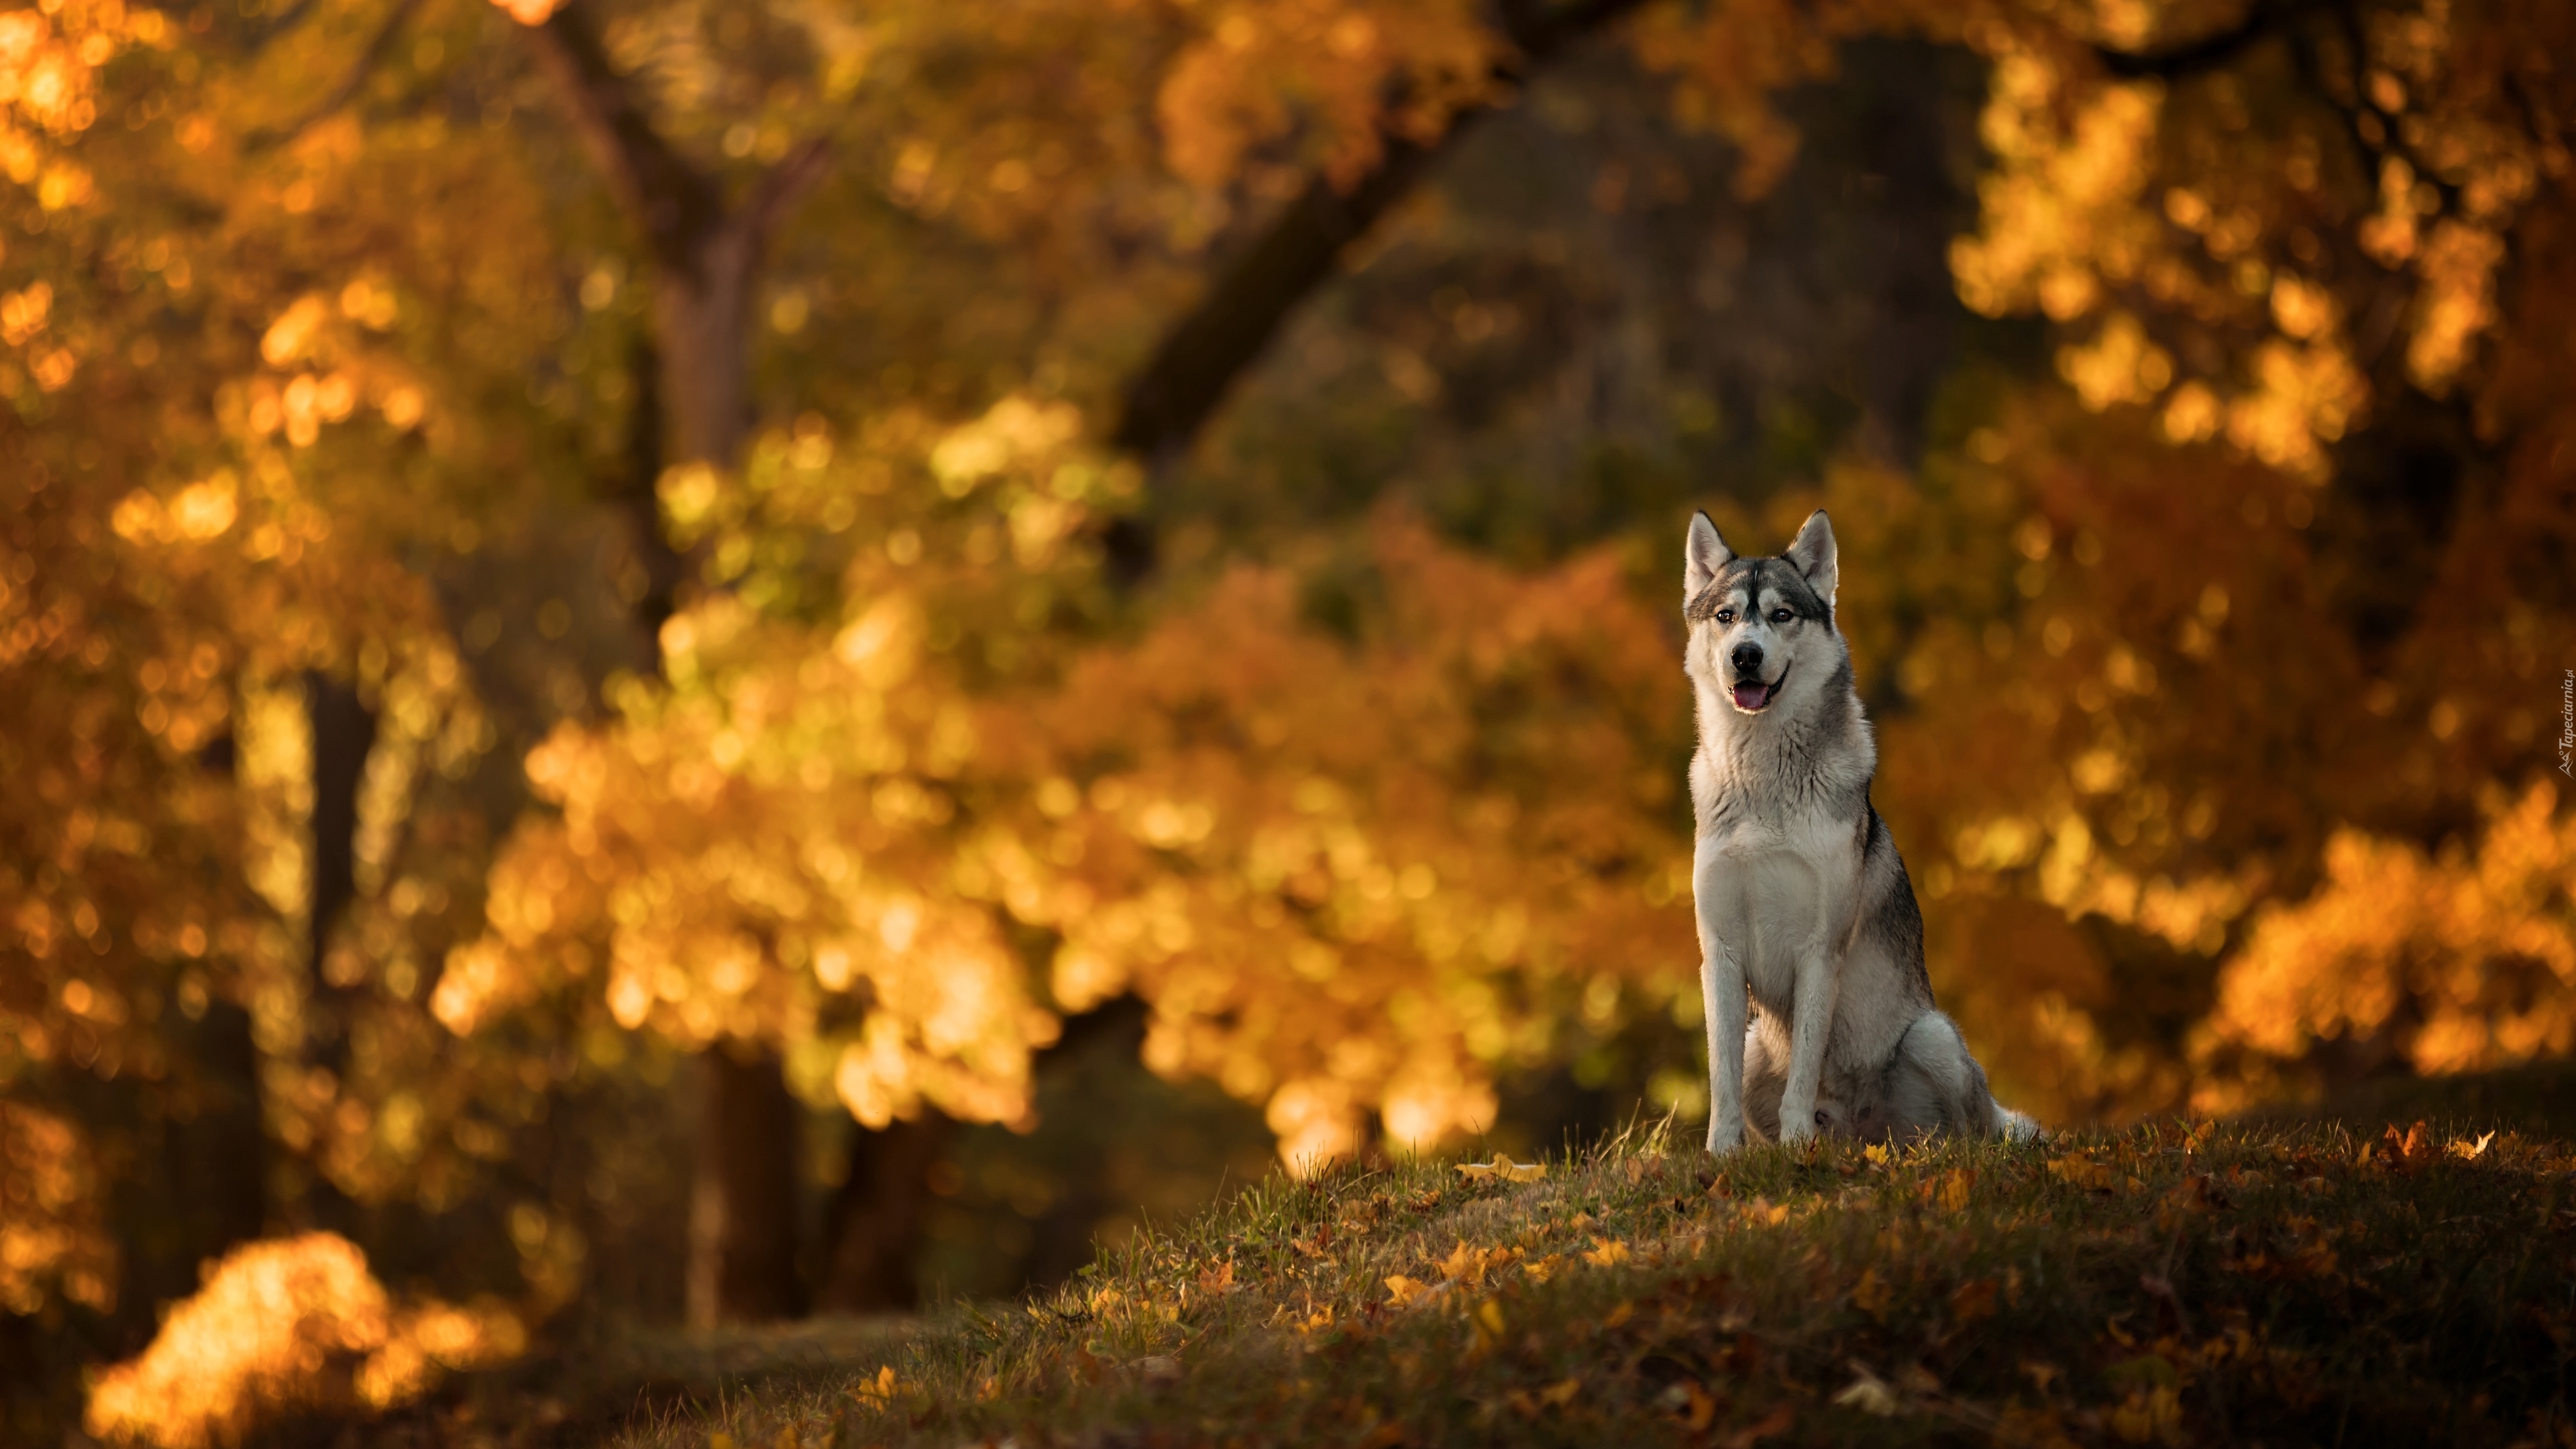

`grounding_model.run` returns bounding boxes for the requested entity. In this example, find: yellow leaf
[1456,1153,1546,1183]
[2109,1384,2180,1442]
[1851,1267,1891,1318]
[1540,1376,1581,1407]
[1672,1378,1717,1431]
[1582,1236,1629,1267]
[2047,1152,2114,1190]
[2449,1131,2495,1161]
[1383,1274,1430,1307]
[1832,1370,1900,1415]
